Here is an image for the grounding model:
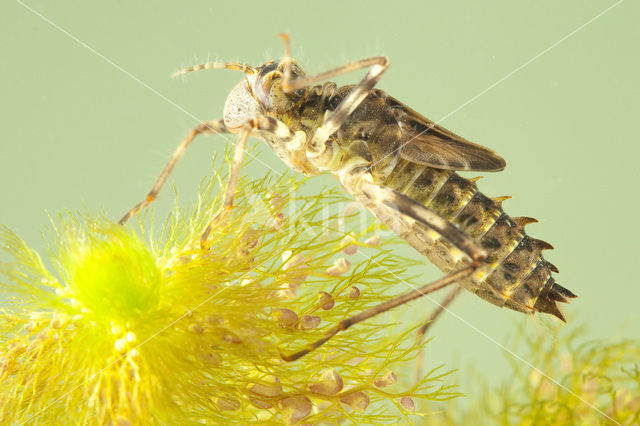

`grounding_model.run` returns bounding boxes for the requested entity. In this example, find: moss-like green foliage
[0,170,459,424]
[424,323,640,425]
